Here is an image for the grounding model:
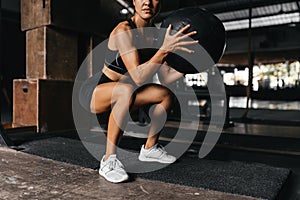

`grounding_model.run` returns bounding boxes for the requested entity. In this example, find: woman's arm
[157,62,185,86]
[115,28,168,86]
[112,23,197,86]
